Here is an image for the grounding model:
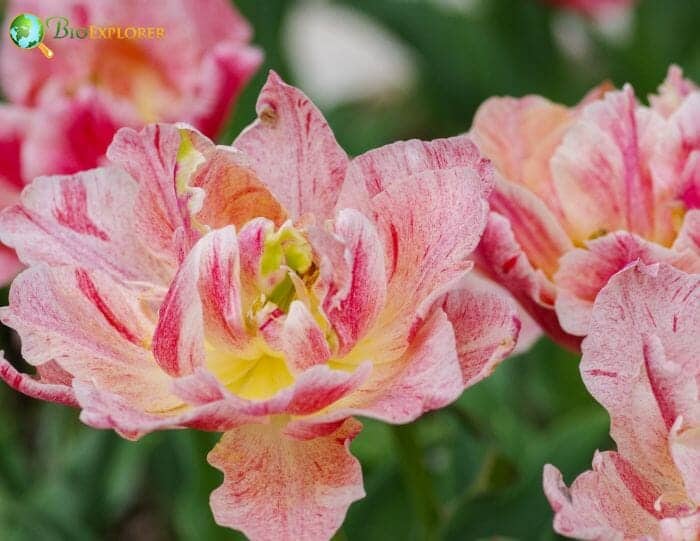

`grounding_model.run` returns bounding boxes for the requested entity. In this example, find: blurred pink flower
[0,0,262,283]
[0,73,520,540]
[471,66,700,350]
[544,261,700,540]
[545,0,636,18]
